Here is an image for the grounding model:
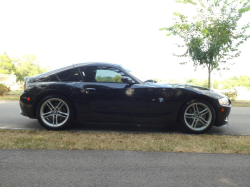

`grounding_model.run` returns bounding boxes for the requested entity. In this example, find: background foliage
[0,52,49,82]
[0,83,11,96]
[0,53,16,74]
[160,0,250,88]
[222,89,238,101]
[185,76,250,90]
